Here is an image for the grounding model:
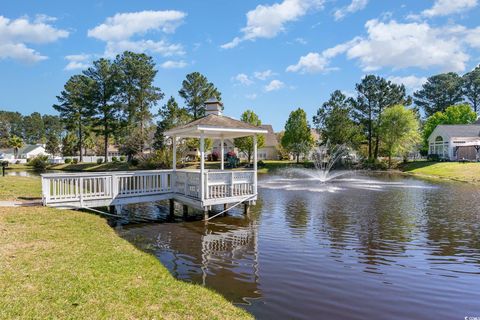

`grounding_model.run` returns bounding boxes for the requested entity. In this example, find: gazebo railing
[42,169,256,207]
[204,170,255,199]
